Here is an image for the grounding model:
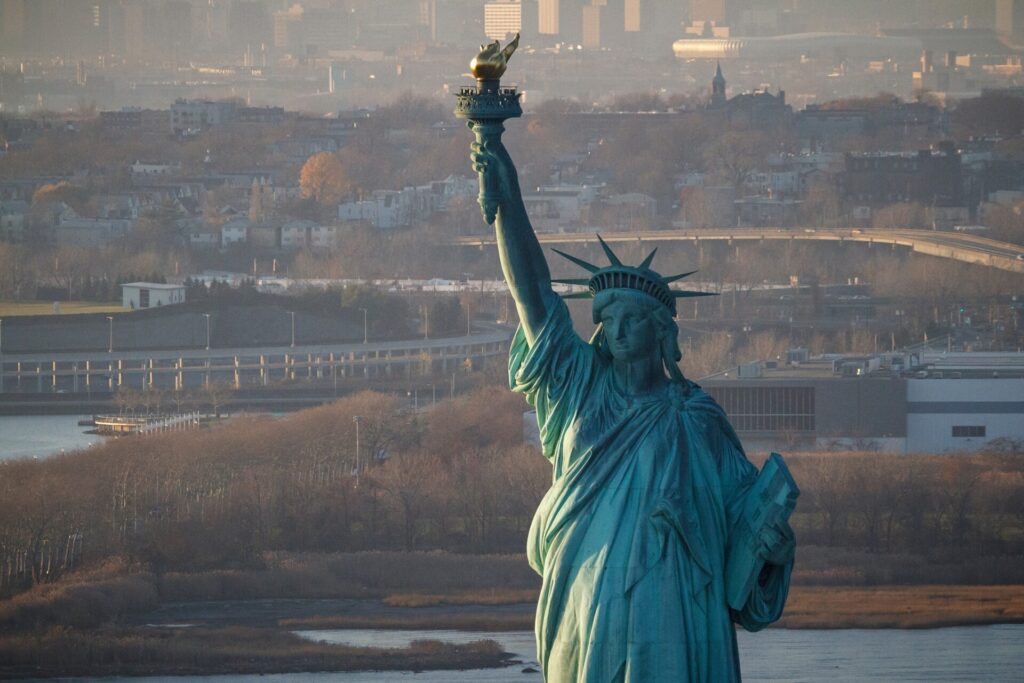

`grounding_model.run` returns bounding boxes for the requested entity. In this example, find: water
[23,624,1024,682]
[0,415,104,461]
